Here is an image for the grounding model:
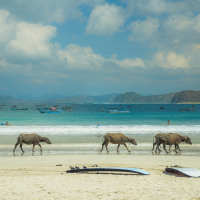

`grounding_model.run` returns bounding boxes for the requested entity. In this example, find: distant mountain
[0,95,17,104]
[171,90,200,103]
[1,90,200,104]
[113,92,175,104]
[51,94,118,104]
